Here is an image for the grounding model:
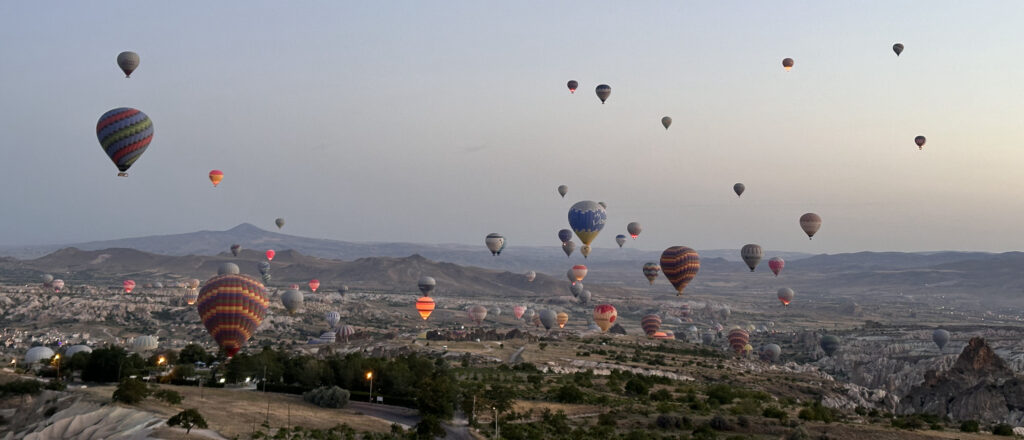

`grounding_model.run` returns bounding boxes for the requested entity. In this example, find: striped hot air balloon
[184,288,199,305]
[727,327,750,355]
[416,296,436,320]
[123,280,136,294]
[325,311,341,328]
[513,305,526,320]
[96,108,154,176]
[337,325,356,343]
[468,305,487,325]
[556,312,569,329]
[593,304,617,332]
[660,247,700,295]
[768,257,785,276]
[571,265,588,282]
[641,314,662,336]
[642,262,661,285]
[197,273,269,357]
